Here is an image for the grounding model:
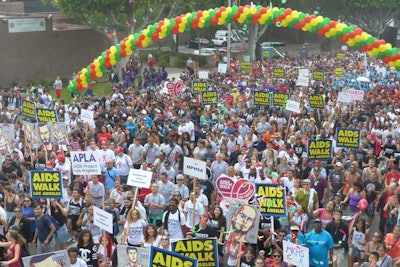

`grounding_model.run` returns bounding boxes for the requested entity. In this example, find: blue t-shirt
[102,166,119,190]
[36,214,54,243]
[306,229,334,267]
